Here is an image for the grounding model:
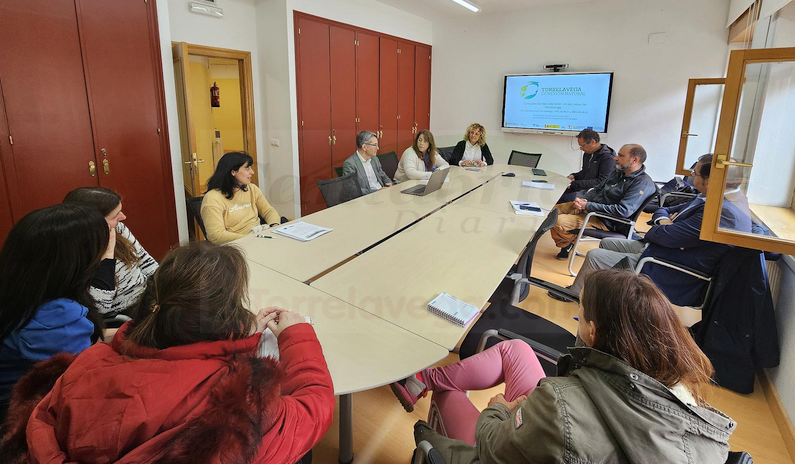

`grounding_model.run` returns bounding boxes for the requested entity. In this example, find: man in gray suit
[343,130,393,195]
